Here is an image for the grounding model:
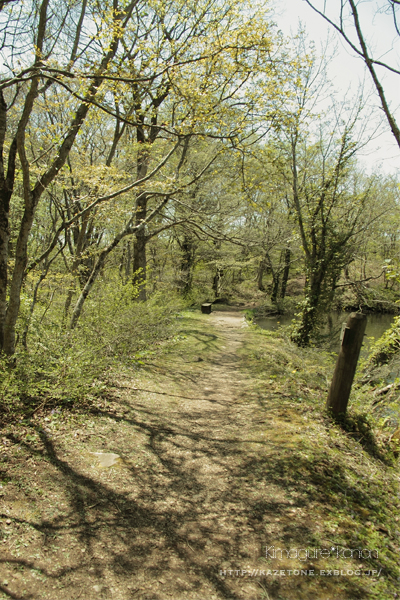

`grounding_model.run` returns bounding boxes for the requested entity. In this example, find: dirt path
[0,310,396,600]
